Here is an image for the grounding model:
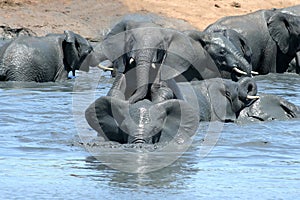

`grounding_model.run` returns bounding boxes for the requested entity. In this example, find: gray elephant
[0,30,95,82]
[237,94,300,123]
[280,5,300,74]
[93,18,253,104]
[184,29,254,80]
[177,77,259,122]
[85,77,258,144]
[205,8,300,75]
